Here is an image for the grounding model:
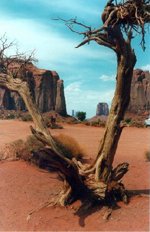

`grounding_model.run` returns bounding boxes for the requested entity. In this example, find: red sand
[0,120,149,231]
